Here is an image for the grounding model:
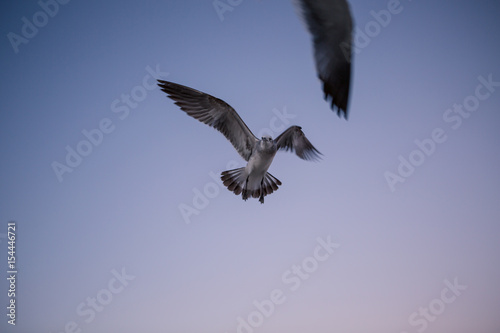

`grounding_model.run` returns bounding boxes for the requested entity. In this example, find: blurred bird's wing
[158,80,258,161]
[274,126,322,161]
[296,0,353,118]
